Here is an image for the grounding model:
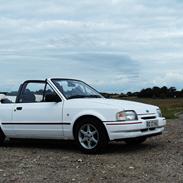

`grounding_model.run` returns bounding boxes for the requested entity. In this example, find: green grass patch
[161,107,183,119]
